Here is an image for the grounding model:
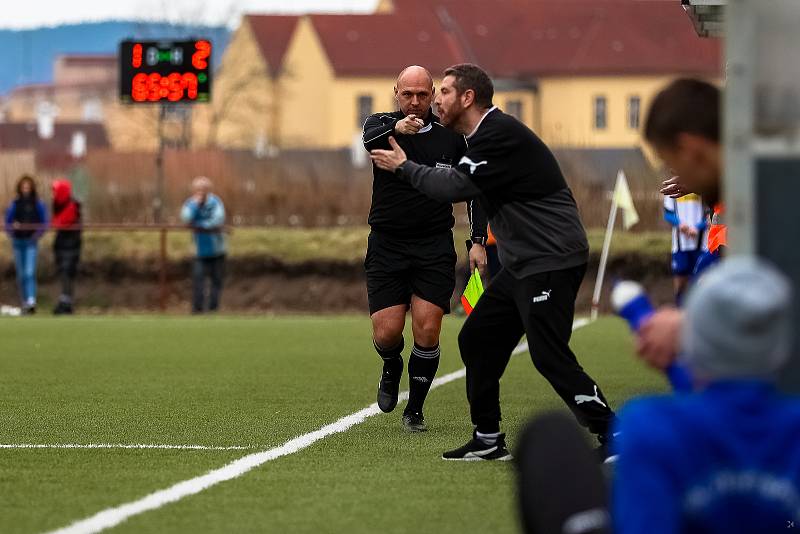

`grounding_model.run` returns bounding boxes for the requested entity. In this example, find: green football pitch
[0,315,667,534]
